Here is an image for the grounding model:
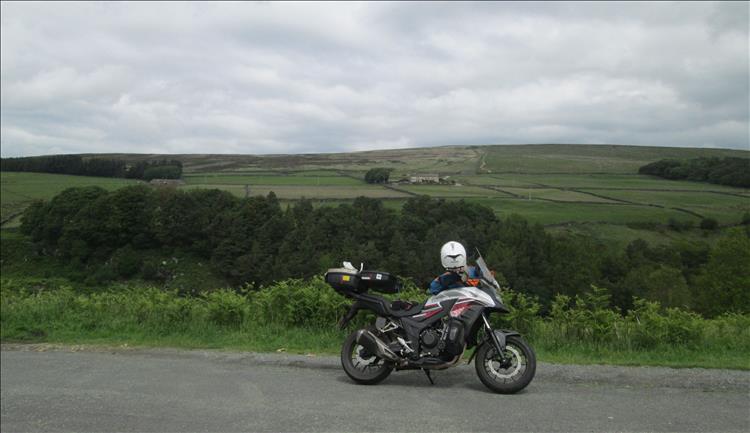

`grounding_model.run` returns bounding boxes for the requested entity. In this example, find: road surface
[2,345,748,432]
